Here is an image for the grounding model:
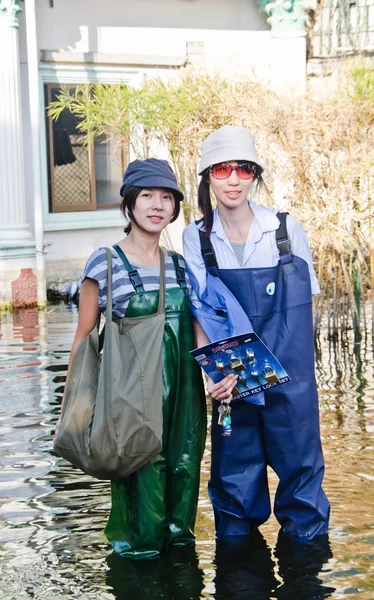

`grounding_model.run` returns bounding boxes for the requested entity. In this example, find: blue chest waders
[198,213,330,541]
